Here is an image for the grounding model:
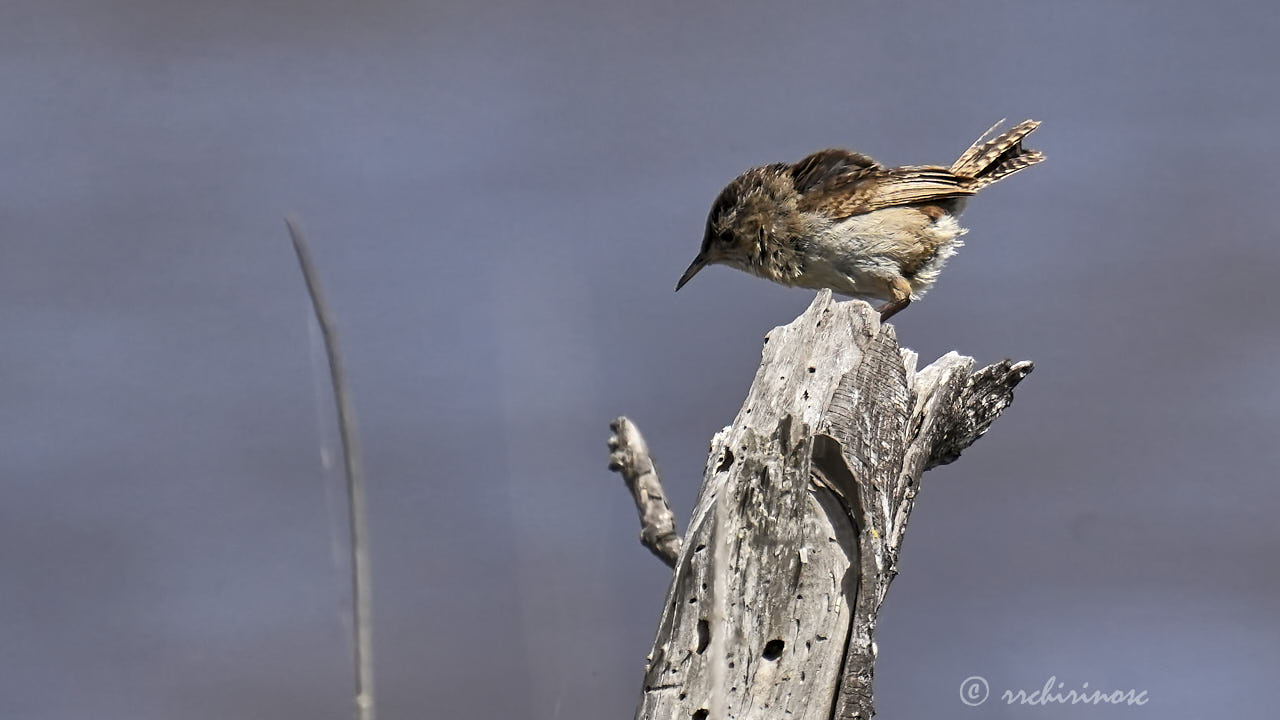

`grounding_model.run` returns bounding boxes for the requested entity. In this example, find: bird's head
[676,164,798,291]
